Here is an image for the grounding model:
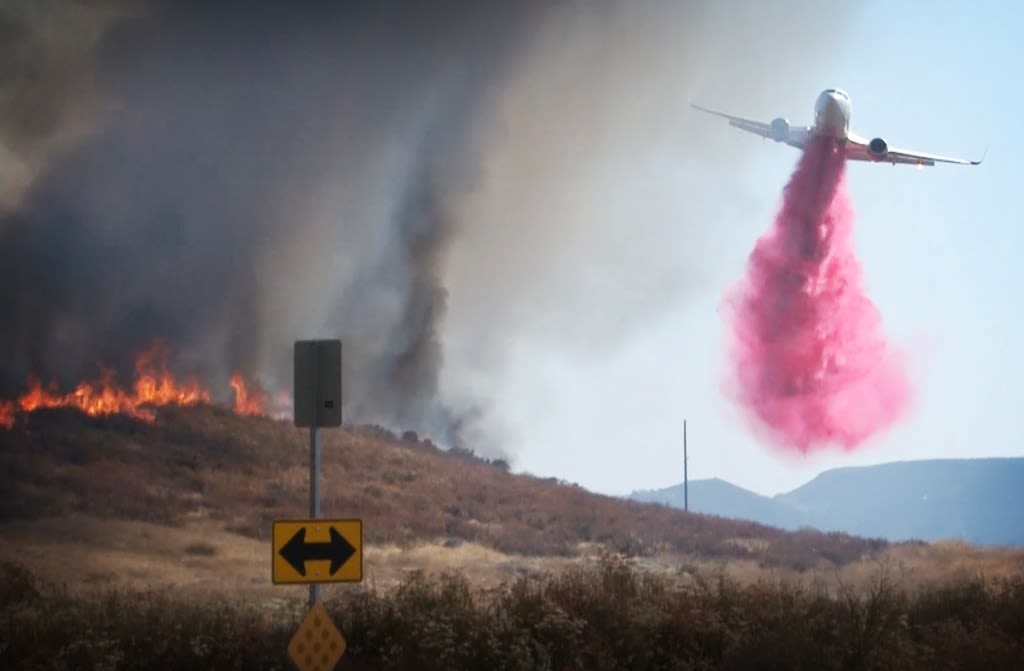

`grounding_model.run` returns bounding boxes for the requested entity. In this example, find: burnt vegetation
[0,405,887,569]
